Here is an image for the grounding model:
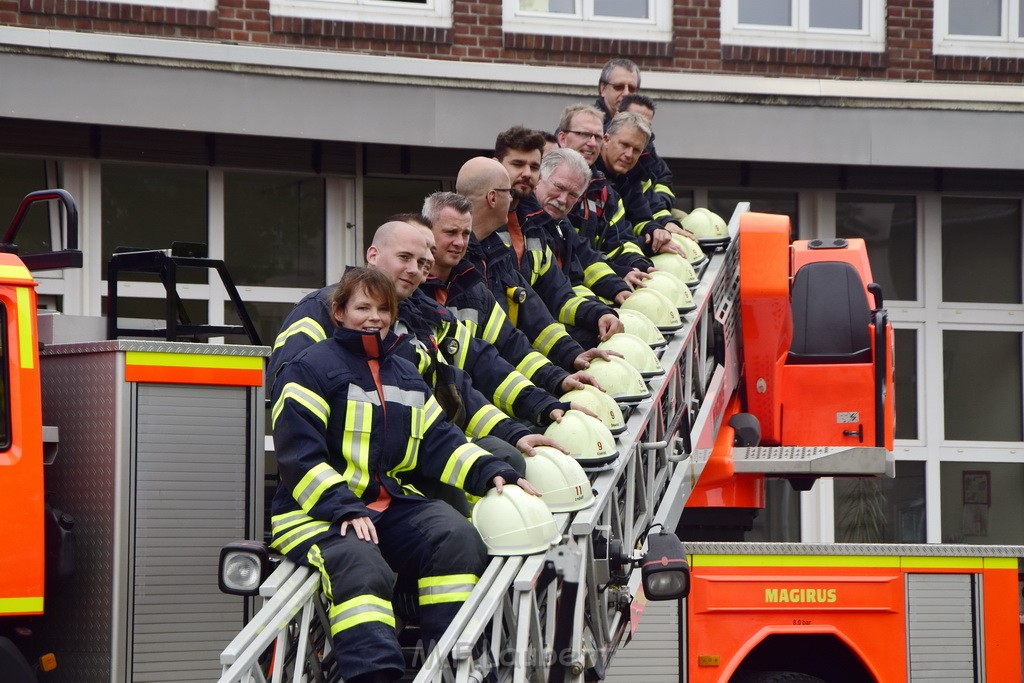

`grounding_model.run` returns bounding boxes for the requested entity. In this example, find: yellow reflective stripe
[608,200,626,226]
[0,263,34,282]
[273,316,327,350]
[494,372,530,414]
[633,220,650,236]
[534,322,568,356]
[583,263,616,290]
[654,183,675,197]
[422,396,445,430]
[392,406,424,477]
[307,544,334,602]
[481,305,508,346]
[272,382,330,429]
[16,286,34,369]
[465,404,507,439]
[0,596,43,614]
[341,400,372,496]
[416,347,431,374]
[270,517,332,554]
[418,573,478,605]
[641,178,653,193]
[452,323,472,369]
[270,509,313,532]
[901,557,983,570]
[441,442,488,489]
[652,209,671,220]
[516,351,549,380]
[691,554,901,568]
[984,557,1018,569]
[329,595,395,635]
[293,462,346,514]
[559,296,585,326]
